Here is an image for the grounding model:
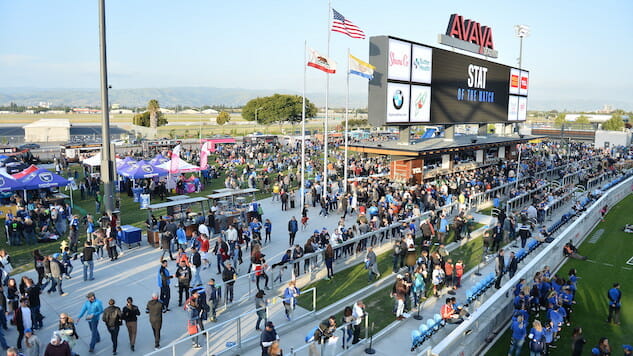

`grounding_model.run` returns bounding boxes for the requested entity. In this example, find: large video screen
[368,35,529,126]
